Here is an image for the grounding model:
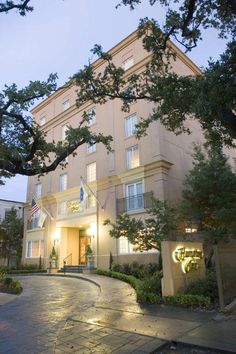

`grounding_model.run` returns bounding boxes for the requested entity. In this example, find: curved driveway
[0,275,100,354]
